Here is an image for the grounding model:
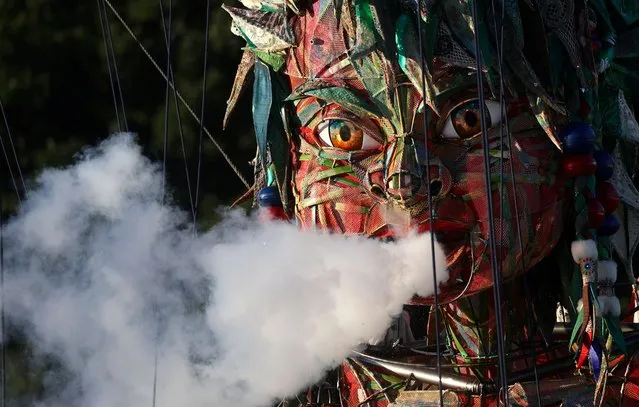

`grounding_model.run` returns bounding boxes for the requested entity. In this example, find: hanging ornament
[572,240,598,283]
[570,240,598,361]
[593,150,614,181]
[560,122,597,154]
[562,154,598,177]
[597,260,621,317]
[596,182,620,213]
[598,35,616,73]
[588,200,606,228]
[598,214,621,236]
[257,186,288,221]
